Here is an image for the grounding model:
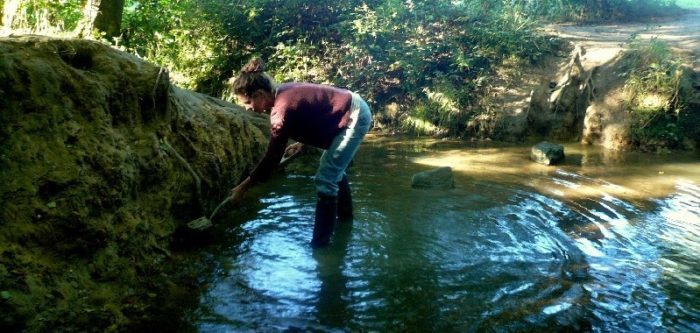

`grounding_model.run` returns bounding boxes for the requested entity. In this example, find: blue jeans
[314,95,372,196]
